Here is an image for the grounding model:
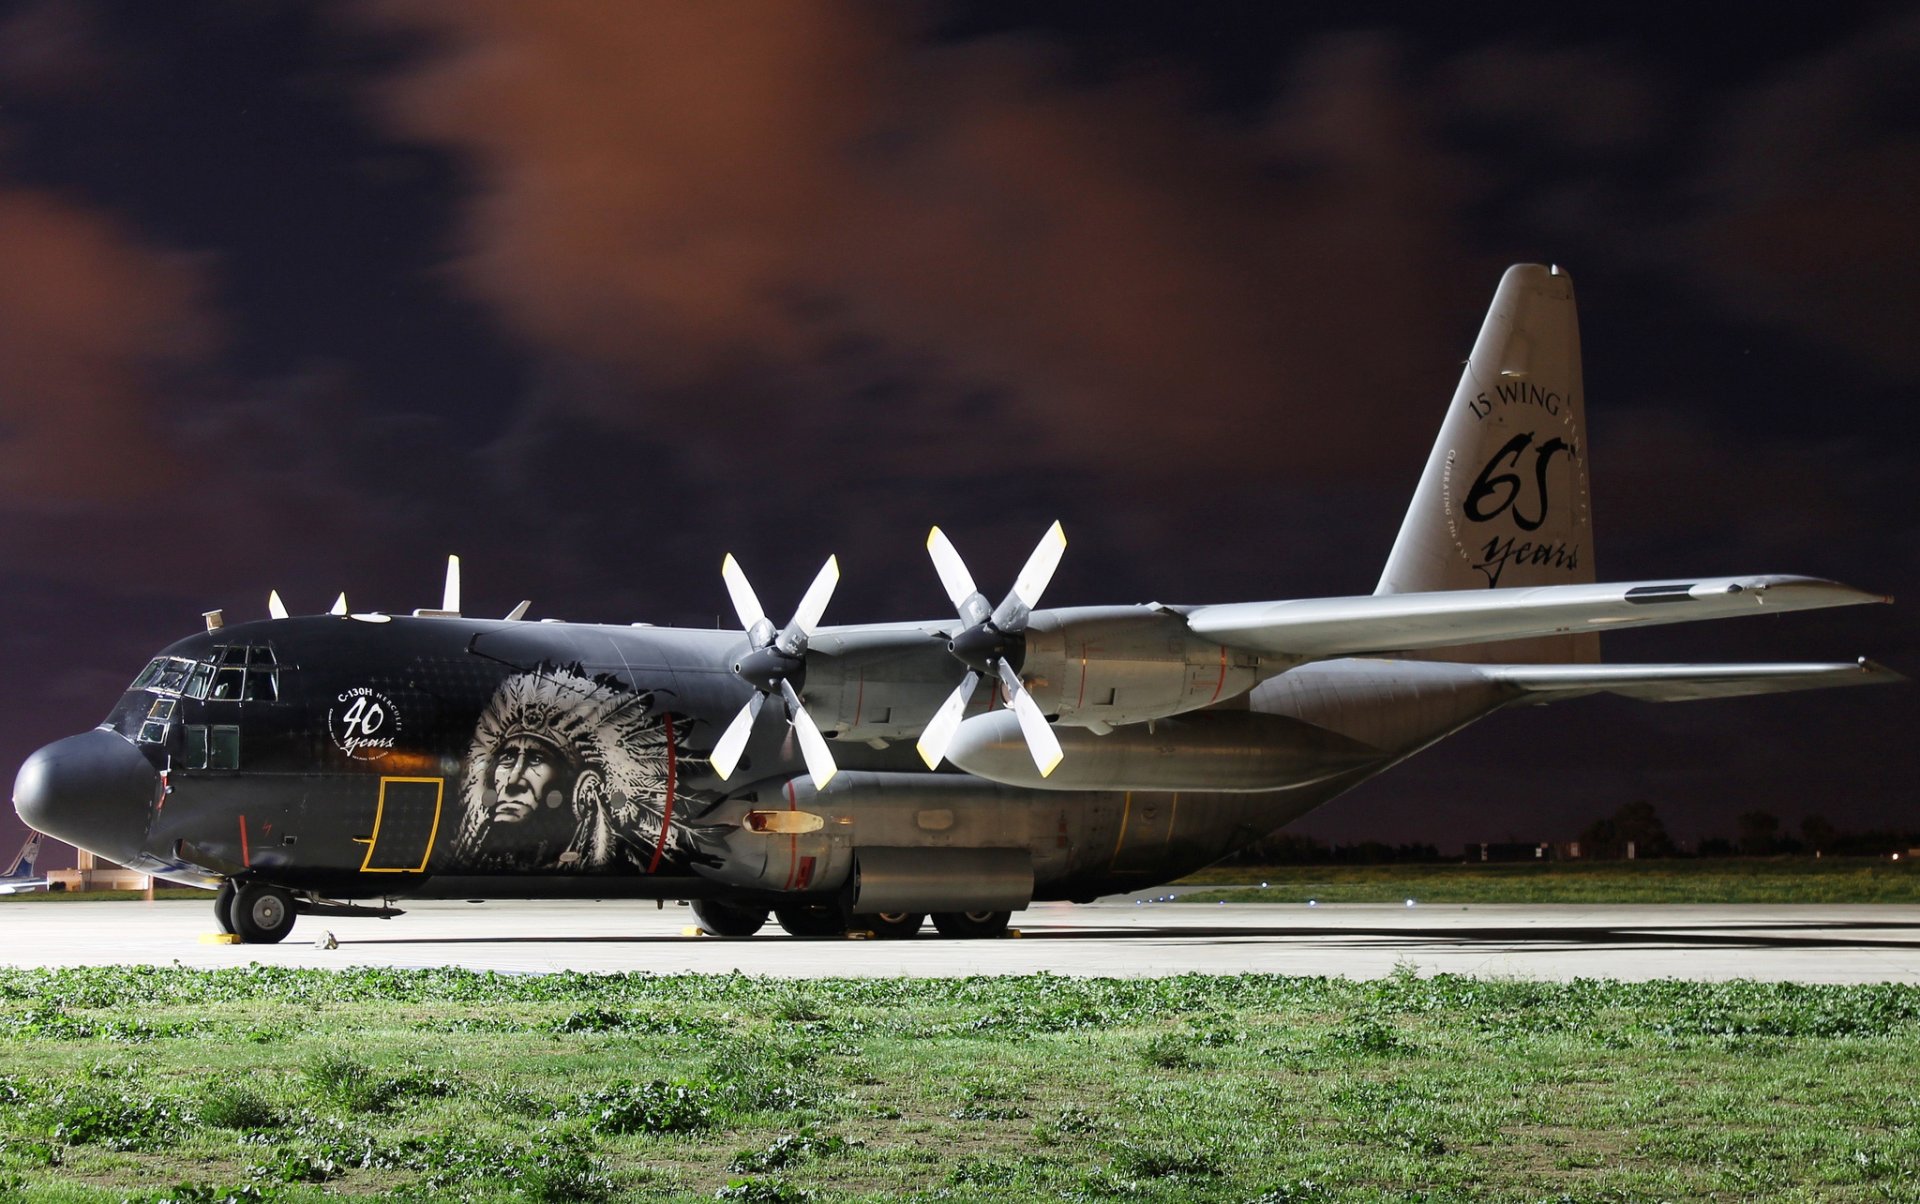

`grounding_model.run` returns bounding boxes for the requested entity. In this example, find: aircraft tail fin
[3,831,42,879]
[1376,263,1598,663]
